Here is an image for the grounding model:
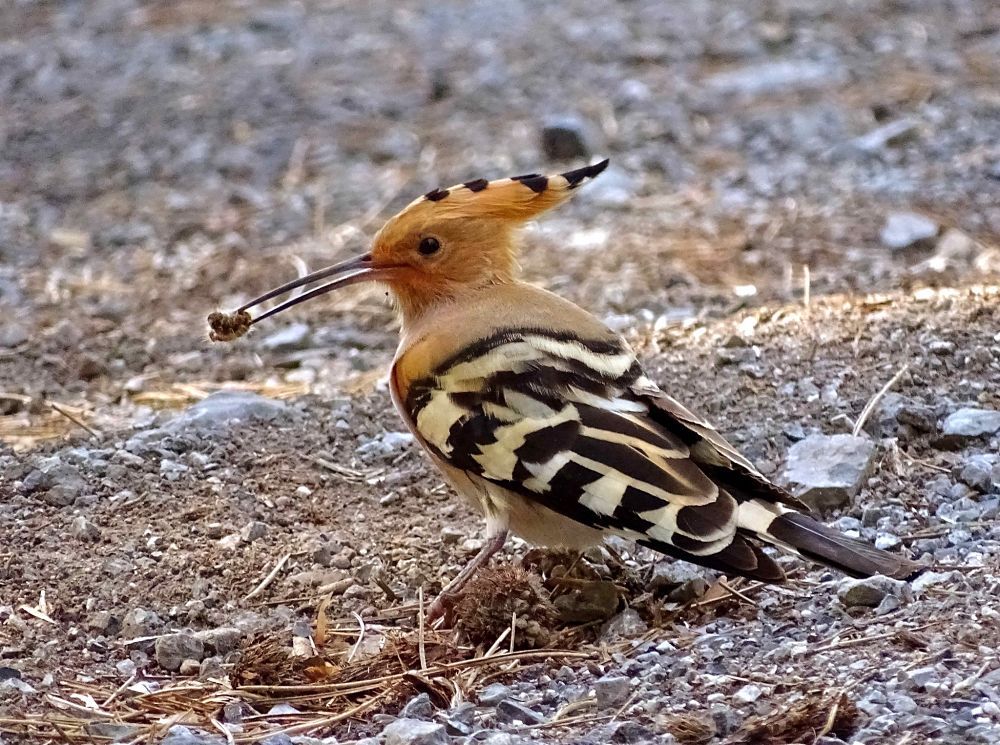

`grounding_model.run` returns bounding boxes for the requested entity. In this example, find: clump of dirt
[664,712,717,744]
[731,691,858,744]
[453,564,559,649]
